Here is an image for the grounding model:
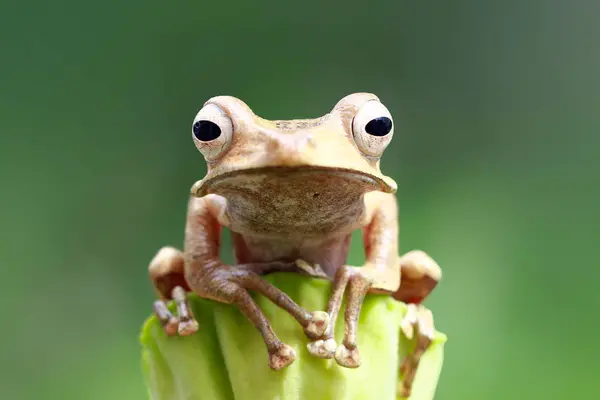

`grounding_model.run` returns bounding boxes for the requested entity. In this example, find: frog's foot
[149,247,198,336]
[152,286,199,336]
[398,304,435,398]
[306,265,372,368]
[189,262,330,369]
